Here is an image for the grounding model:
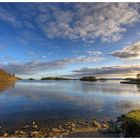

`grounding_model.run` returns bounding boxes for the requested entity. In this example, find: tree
[137,74,140,80]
